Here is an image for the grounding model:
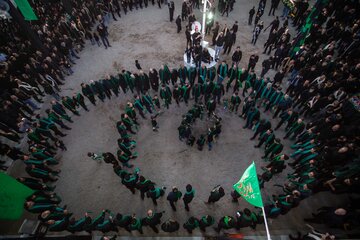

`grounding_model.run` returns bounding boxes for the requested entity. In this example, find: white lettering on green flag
[233,161,263,207]
[0,172,35,220]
